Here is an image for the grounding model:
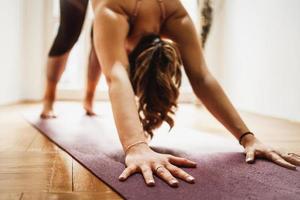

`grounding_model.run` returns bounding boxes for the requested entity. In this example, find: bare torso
[92,0,187,53]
